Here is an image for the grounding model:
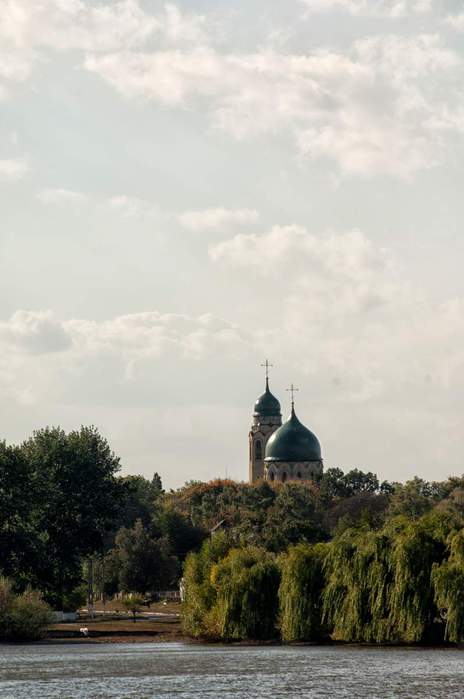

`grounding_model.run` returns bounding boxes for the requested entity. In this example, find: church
[249,362,323,484]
